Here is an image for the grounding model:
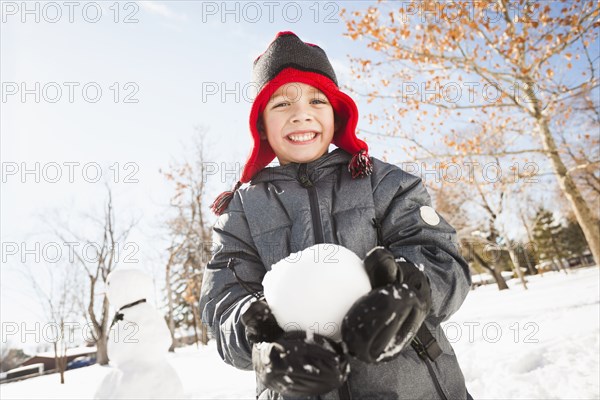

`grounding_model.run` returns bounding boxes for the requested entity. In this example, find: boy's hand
[241,299,285,345]
[241,300,350,396]
[341,247,432,363]
[251,331,350,397]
